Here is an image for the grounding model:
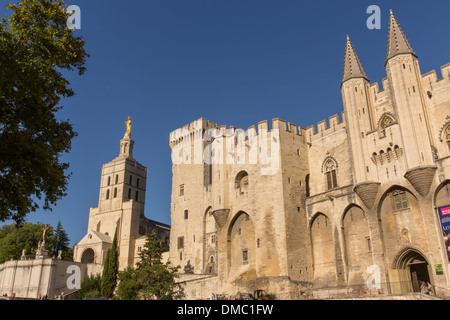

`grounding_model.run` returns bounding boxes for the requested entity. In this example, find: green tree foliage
[114,267,140,300]
[0,222,54,263]
[135,231,180,300]
[0,221,73,263]
[115,231,181,300]
[77,273,102,300]
[52,220,72,260]
[0,0,89,223]
[101,228,118,298]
